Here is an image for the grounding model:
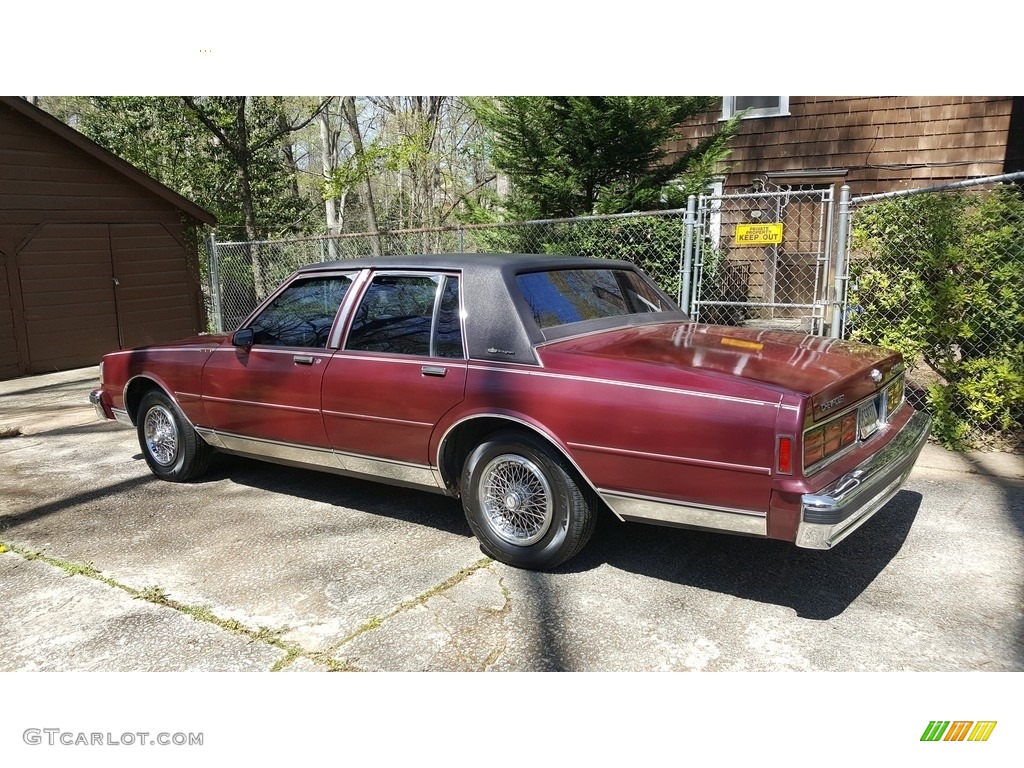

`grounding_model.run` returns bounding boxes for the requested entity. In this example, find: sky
[4,2,1016,95]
